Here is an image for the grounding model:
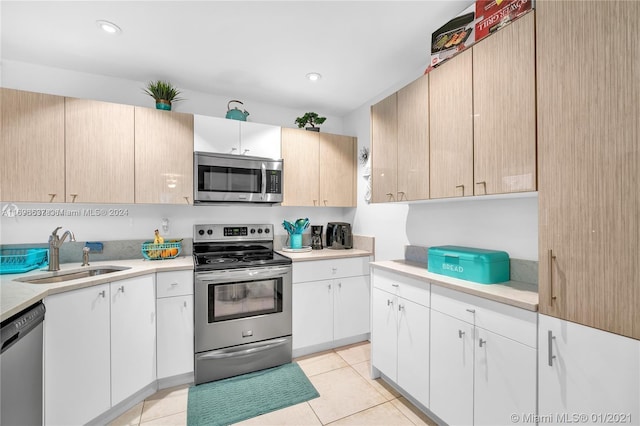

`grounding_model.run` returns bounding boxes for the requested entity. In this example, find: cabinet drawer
[293,256,370,282]
[431,285,536,347]
[372,268,430,307]
[156,270,193,298]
